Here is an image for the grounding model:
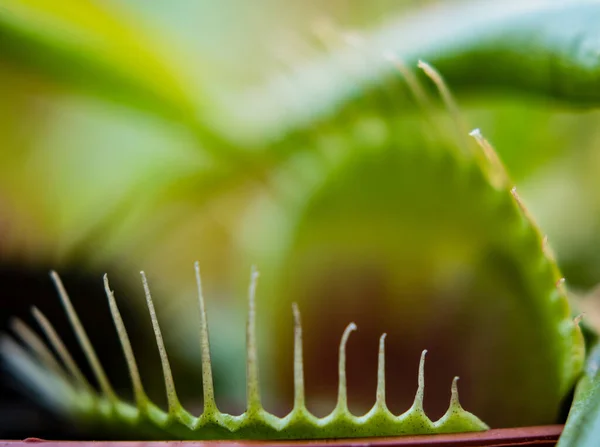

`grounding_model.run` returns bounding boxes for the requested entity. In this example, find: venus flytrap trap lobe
[0,12,591,439]
[2,53,585,439]
[0,55,587,439]
[15,58,572,439]
[0,1,598,442]
[1,263,488,440]
[252,47,585,427]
